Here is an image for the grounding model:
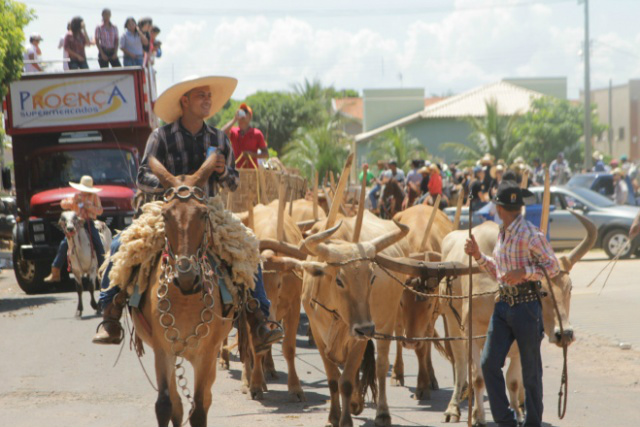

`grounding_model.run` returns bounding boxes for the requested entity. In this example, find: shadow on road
[0,295,60,312]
